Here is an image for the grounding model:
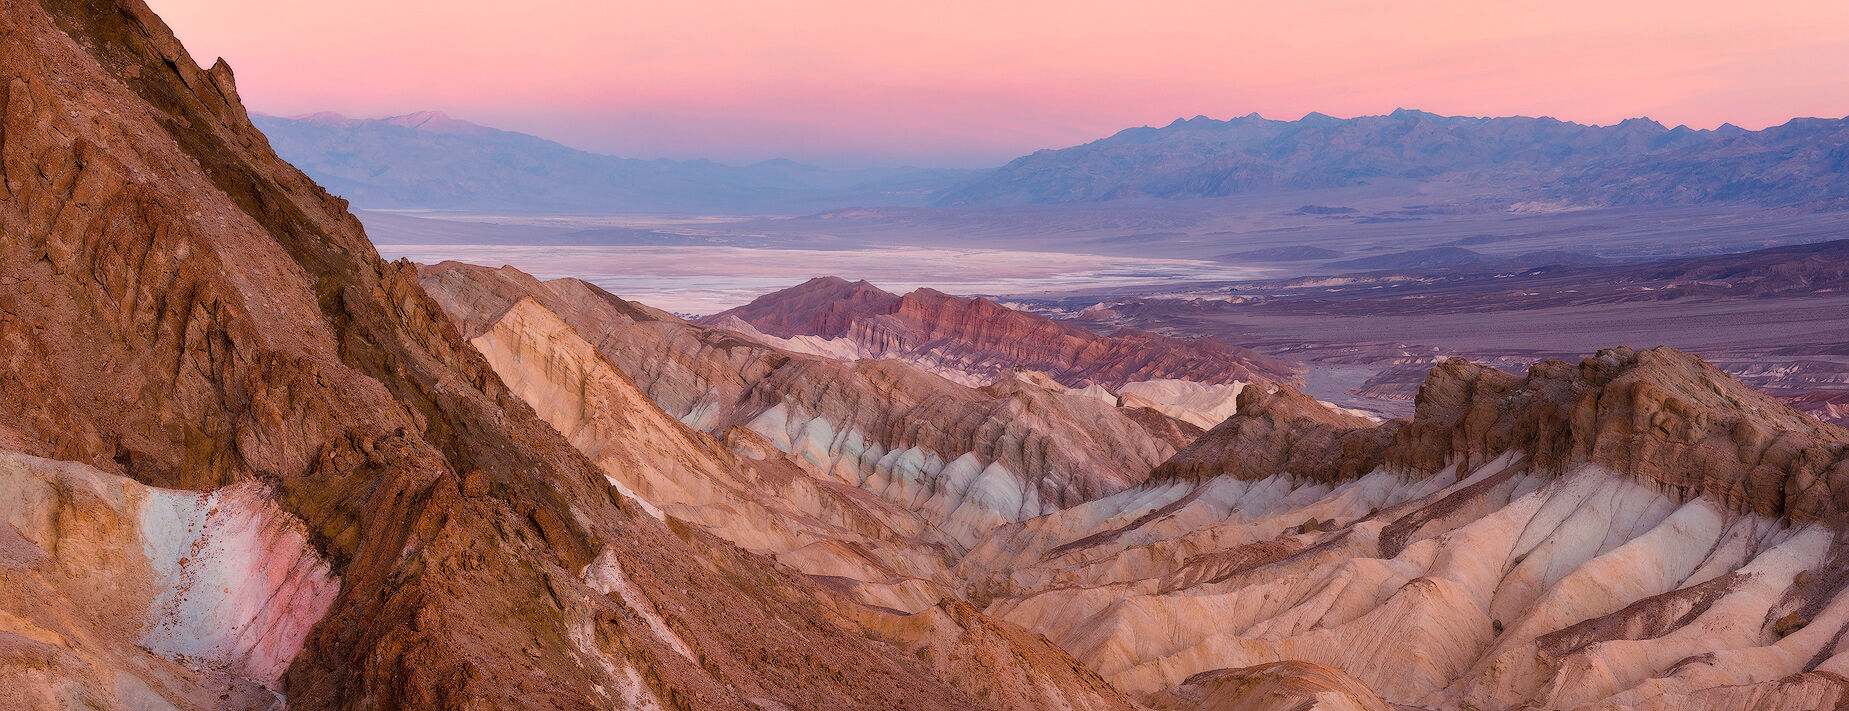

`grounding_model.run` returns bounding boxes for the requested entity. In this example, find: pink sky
[147,0,1849,167]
